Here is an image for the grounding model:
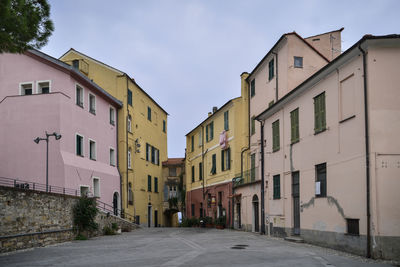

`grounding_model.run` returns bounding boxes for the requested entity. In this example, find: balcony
[233,167,259,188]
